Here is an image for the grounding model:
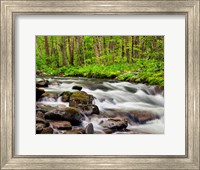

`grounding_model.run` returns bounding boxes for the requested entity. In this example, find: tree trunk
[131,36,134,63]
[68,36,74,66]
[44,36,49,57]
[93,36,100,64]
[125,36,130,62]
[121,36,125,60]
[60,36,67,66]
[36,37,42,59]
